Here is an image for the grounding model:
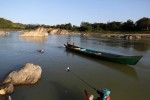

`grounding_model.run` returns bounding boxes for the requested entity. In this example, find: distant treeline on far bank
[0,17,150,33]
